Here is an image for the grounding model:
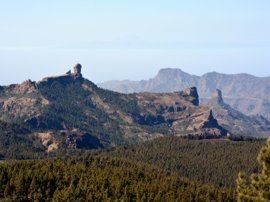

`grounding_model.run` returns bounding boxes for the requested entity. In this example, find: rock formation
[203,110,220,128]
[200,109,228,137]
[73,63,82,77]
[211,89,224,105]
[181,87,199,106]
[65,131,103,150]
[40,64,82,83]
